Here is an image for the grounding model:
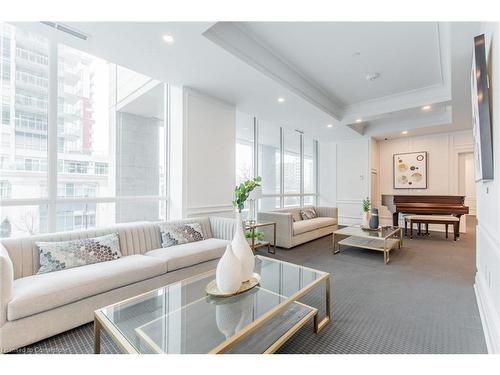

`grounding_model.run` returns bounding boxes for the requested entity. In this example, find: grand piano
[381,195,469,233]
